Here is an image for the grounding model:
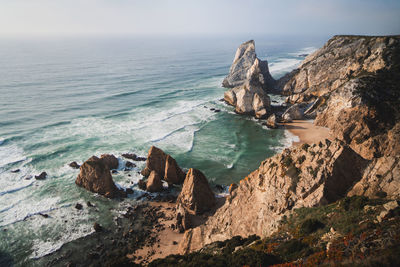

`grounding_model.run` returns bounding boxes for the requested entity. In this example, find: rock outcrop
[176,168,216,215]
[75,156,124,198]
[100,154,119,170]
[223,40,275,118]
[141,146,185,187]
[164,155,186,185]
[179,140,368,253]
[146,170,163,192]
[179,36,400,254]
[175,168,216,232]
